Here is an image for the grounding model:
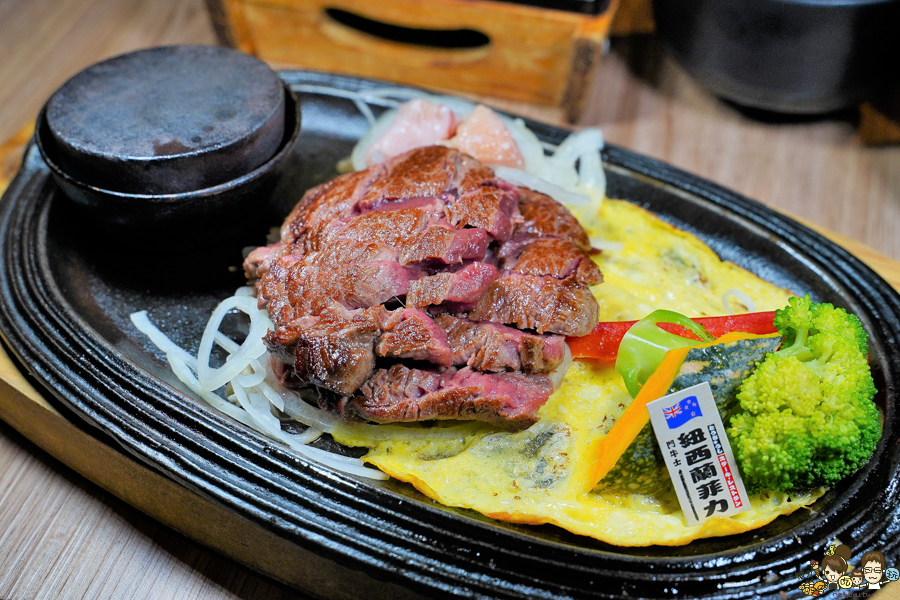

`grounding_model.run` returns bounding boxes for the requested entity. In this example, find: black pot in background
[653,0,900,114]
